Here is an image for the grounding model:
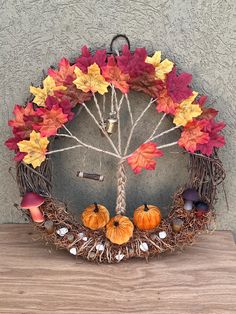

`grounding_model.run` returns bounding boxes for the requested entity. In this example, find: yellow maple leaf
[30,76,67,107]
[173,92,202,126]
[17,130,49,168]
[73,63,110,95]
[146,51,174,81]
